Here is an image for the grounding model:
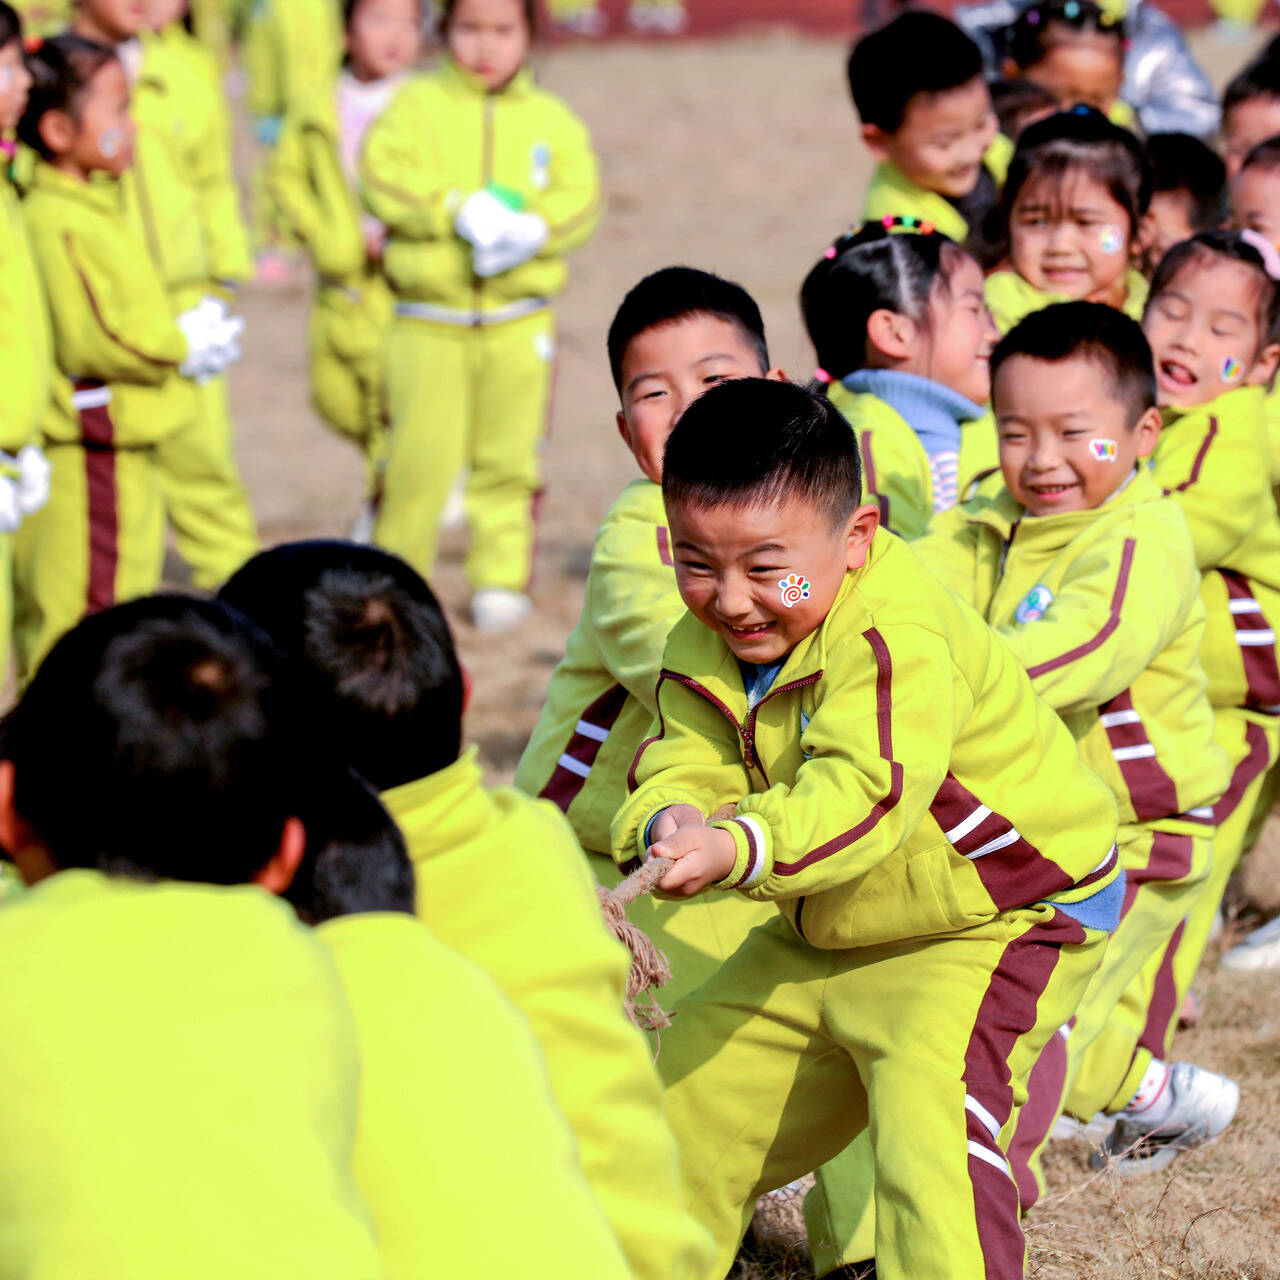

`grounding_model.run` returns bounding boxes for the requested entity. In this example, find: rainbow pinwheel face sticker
[1099,227,1124,255]
[1089,438,1117,461]
[778,574,811,608]
[1221,356,1242,383]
